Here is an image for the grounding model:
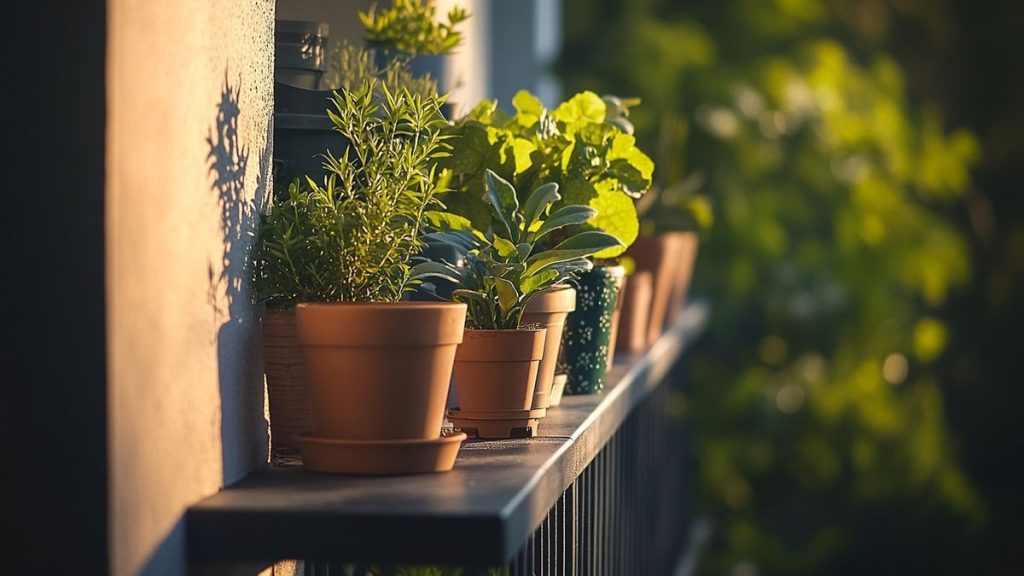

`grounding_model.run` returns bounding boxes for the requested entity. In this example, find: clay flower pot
[666,232,700,321]
[627,233,688,345]
[558,265,627,395]
[450,328,548,439]
[522,285,576,411]
[454,328,547,413]
[616,271,654,354]
[295,302,467,441]
[261,308,313,459]
[549,374,568,407]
